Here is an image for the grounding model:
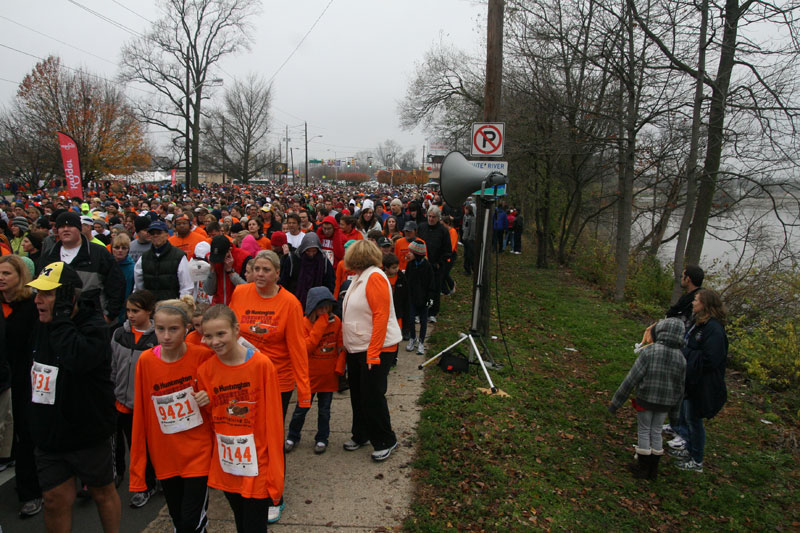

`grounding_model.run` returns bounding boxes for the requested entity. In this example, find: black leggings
[224,491,270,532]
[160,476,209,533]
